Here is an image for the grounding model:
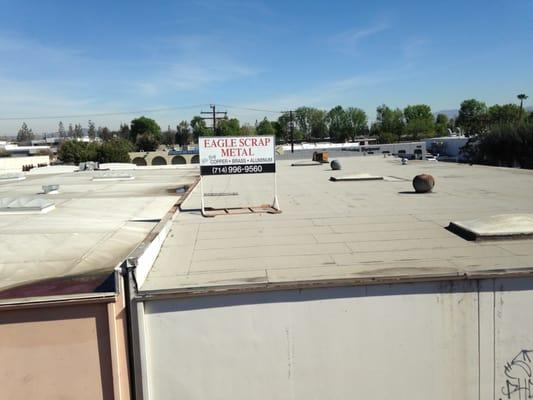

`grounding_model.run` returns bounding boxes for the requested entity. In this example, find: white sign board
[199,136,275,176]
